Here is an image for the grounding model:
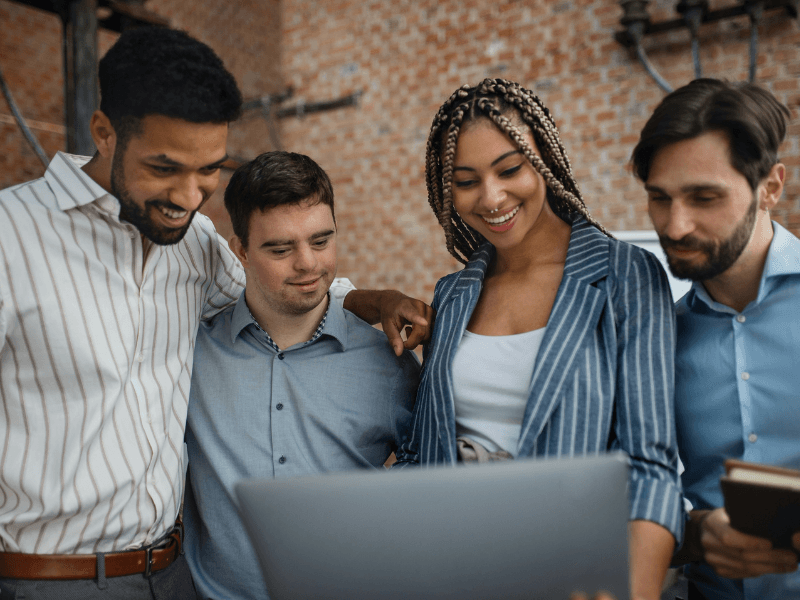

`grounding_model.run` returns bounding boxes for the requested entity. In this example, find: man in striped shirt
[0,27,430,599]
